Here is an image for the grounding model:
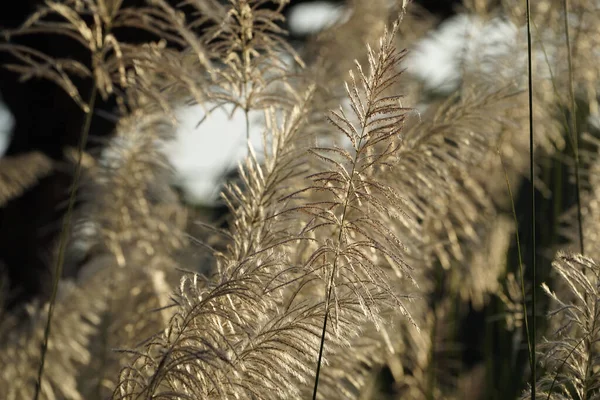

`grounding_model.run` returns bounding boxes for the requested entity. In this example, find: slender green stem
[525,0,537,397]
[33,84,98,400]
[499,151,532,366]
[562,0,584,255]
[531,21,573,149]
